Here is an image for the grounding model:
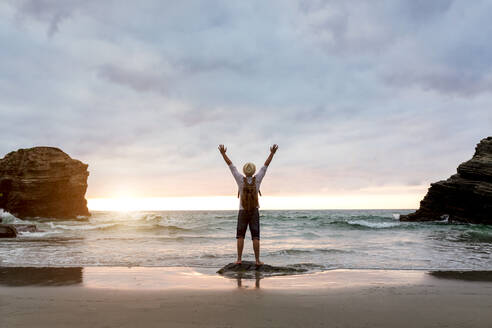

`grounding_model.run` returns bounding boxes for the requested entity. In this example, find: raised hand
[265,144,278,166]
[218,144,232,165]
